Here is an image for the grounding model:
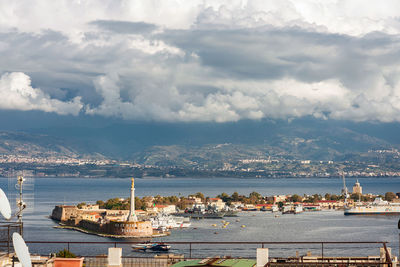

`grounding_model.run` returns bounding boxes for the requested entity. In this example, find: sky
[1,0,400,124]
